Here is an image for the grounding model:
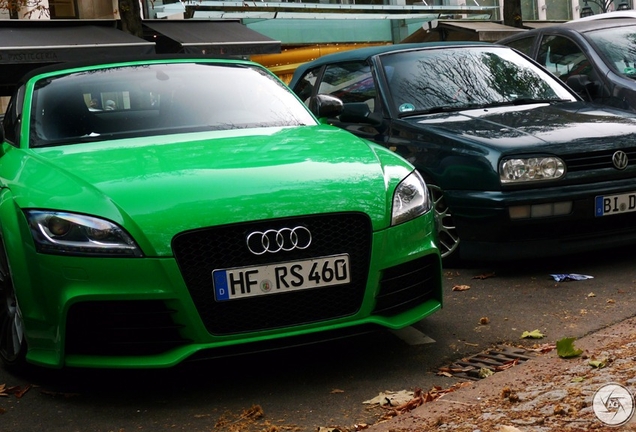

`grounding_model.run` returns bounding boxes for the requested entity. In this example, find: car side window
[319,61,377,113]
[294,68,321,105]
[505,37,535,57]
[538,35,593,83]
